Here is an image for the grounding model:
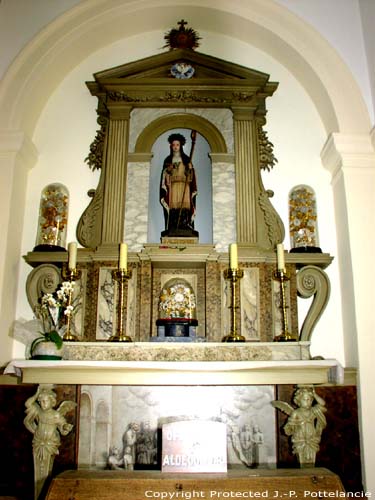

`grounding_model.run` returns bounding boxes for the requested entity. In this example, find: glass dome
[34,183,69,251]
[289,184,321,252]
[158,278,197,320]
